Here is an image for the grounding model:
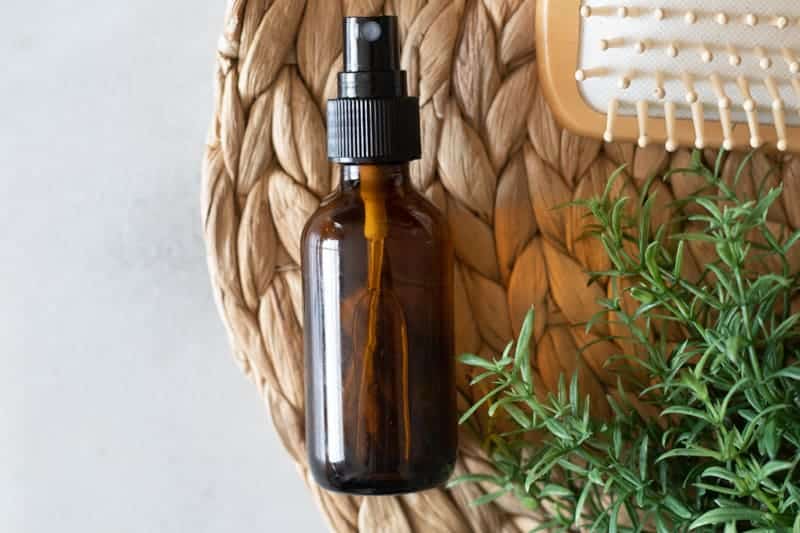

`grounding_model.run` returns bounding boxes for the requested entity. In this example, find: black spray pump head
[328,16,421,164]
[343,17,399,73]
[338,17,404,98]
